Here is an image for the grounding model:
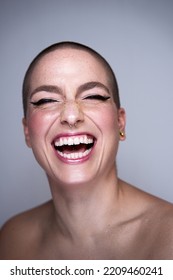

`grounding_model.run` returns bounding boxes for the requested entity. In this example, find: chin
[47,167,100,190]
